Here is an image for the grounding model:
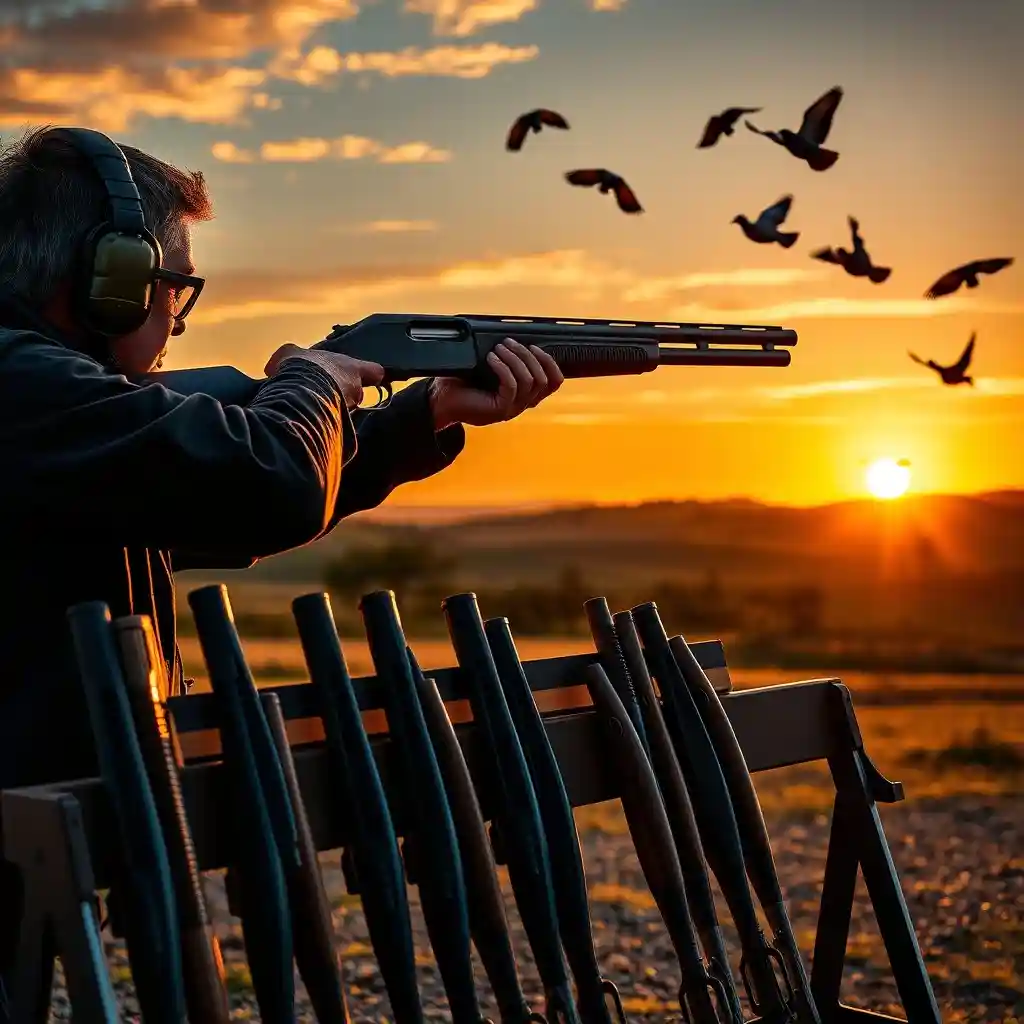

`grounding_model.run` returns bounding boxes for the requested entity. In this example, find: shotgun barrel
[668,636,819,1024]
[443,593,580,1024]
[291,592,425,1024]
[411,659,544,1024]
[67,601,186,1024]
[359,591,484,1024]
[611,612,743,1024]
[187,585,296,1024]
[113,615,231,1024]
[484,616,625,1024]
[631,603,793,1023]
